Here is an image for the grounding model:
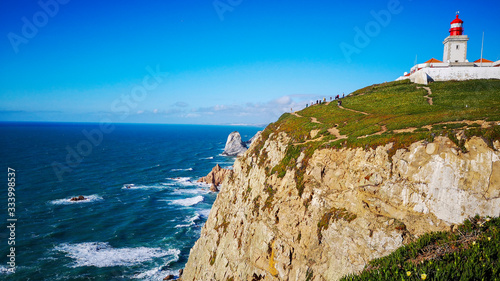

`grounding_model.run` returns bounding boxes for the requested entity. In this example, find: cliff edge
[182,79,500,280]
